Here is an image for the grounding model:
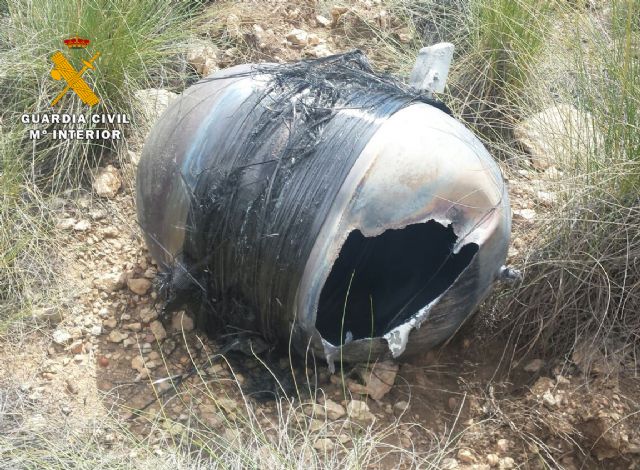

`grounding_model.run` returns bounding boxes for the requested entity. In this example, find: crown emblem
[64,36,90,49]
